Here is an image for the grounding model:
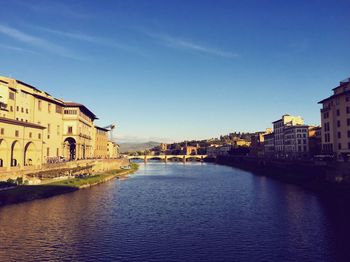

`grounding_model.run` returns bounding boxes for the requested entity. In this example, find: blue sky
[0,0,349,142]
